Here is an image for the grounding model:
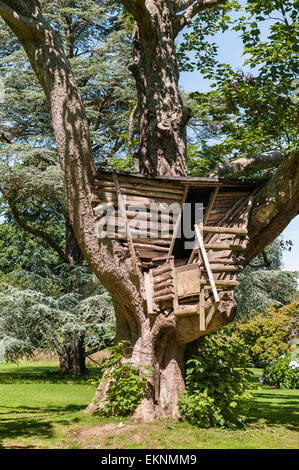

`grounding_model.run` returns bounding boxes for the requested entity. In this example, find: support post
[199,268,205,331]
[170,257,179,313]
